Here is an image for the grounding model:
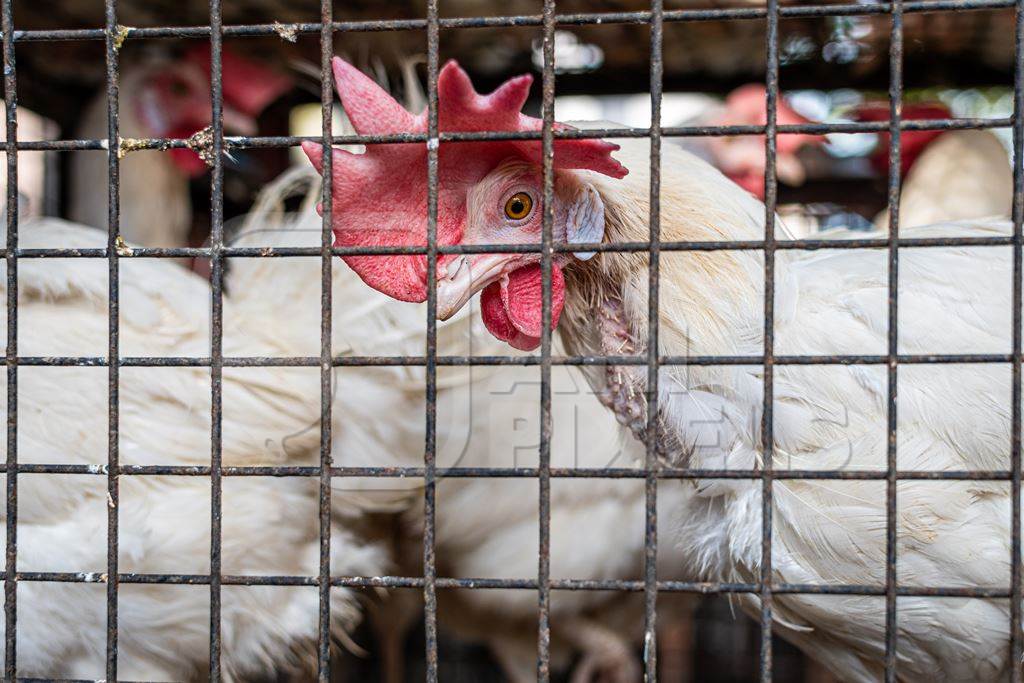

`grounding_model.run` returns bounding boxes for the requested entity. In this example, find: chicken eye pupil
[504,192,533,220]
